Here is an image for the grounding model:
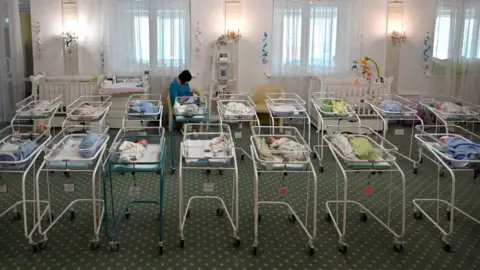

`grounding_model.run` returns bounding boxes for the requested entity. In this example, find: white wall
[397,0,439,95]
[30,0,389,94]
